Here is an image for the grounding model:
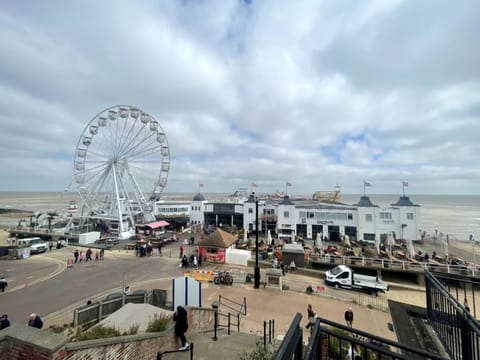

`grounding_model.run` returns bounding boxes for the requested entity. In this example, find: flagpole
[402,182,405,197]
[363,181,366,196]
